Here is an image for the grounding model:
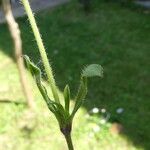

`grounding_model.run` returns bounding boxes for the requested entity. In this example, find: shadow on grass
[0,1,150,149]
[0,99,26,105]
